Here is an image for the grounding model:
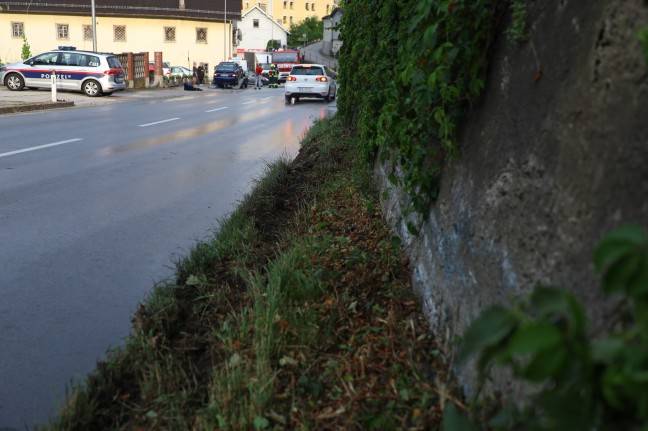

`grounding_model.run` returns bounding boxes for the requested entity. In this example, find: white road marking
[0,138,83,158]
[205,107,229,112]
[242,100,255,105]
[138,118,180,127]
